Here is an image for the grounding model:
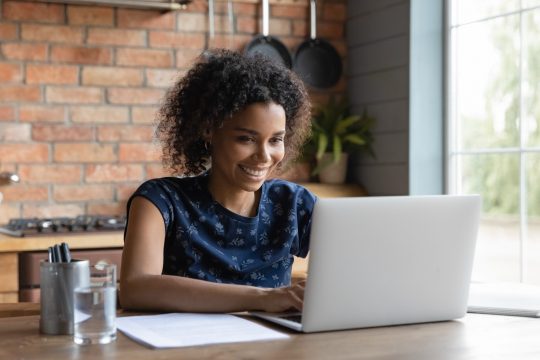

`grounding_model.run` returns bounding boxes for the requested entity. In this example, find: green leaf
[316,133,328,160]
[335,115,361,134]
[333,135,342,162]
[343,134,366,145]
